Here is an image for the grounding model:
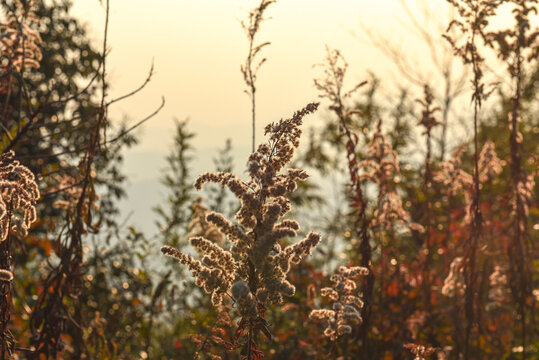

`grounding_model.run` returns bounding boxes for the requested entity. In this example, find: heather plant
[360,118,425,235]
[358,117,426,350]
[162,103,321,359]
[312,47,434,358]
